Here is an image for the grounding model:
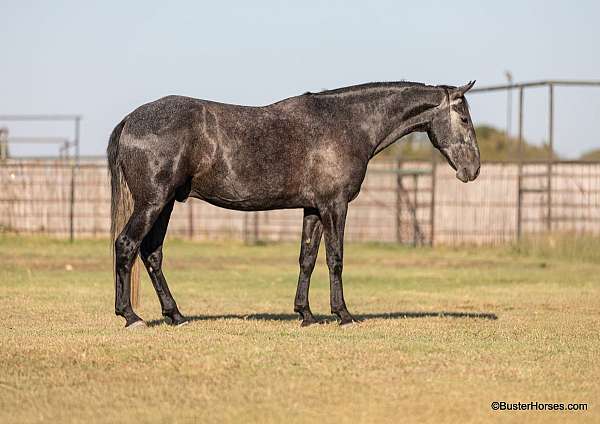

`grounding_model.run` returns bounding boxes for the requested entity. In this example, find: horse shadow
[147,310,498,327]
